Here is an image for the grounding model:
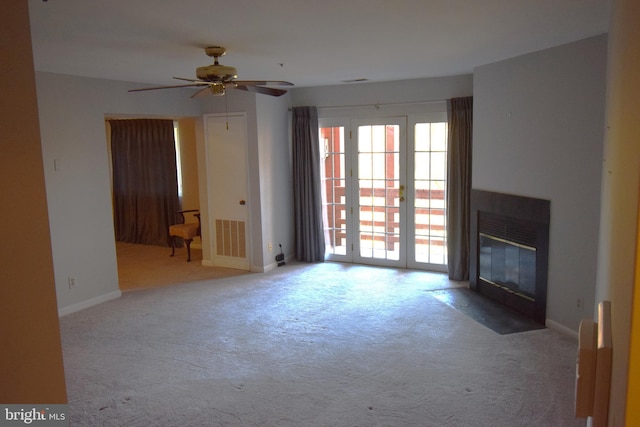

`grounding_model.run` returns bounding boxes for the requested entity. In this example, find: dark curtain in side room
[292,106,325,262]
[109,119,180,246]
[446,97,473,280]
